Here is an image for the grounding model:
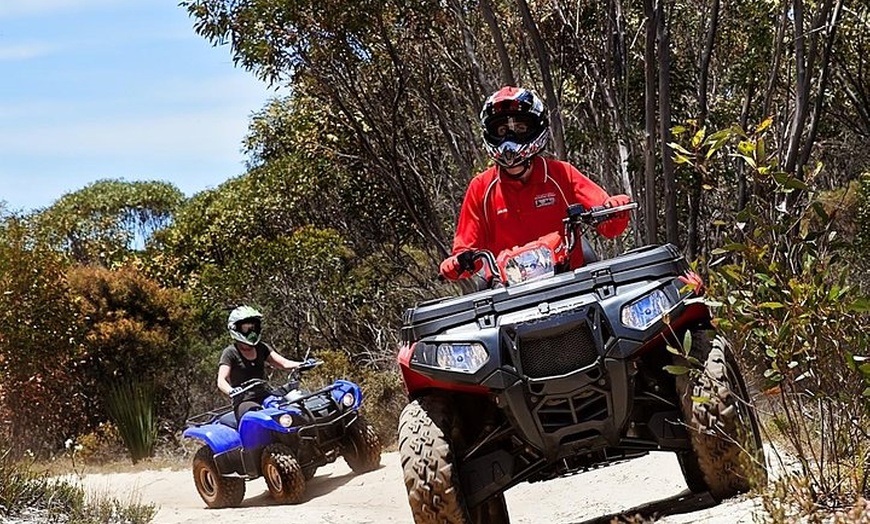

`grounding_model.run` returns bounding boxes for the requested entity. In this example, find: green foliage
[105,380,158,464]
[0,216,87,454]
[33,179,184,266]
[684,121,870,514]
